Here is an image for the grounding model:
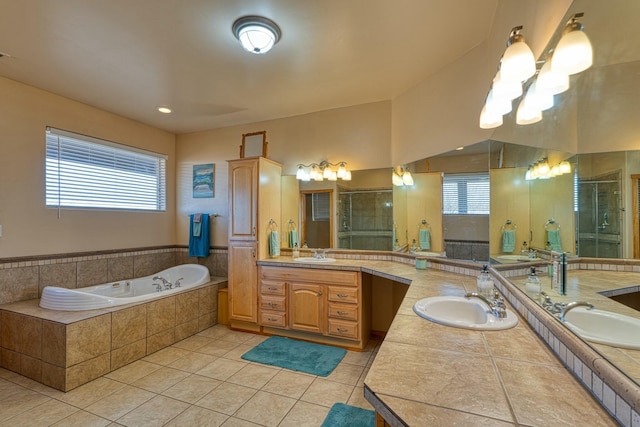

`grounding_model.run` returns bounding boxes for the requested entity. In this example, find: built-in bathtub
[40,264,210,310]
